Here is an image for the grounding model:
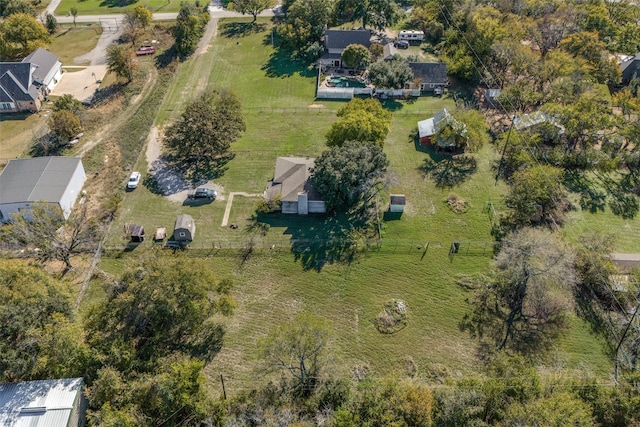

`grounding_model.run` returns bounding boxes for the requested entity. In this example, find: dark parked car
[187,188,217,200]
[394,40,410,49]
